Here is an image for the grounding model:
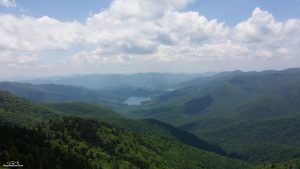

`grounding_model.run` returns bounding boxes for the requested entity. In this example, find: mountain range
[0,91,247,169]
[1,69,300,168]
[25,73,208,90]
